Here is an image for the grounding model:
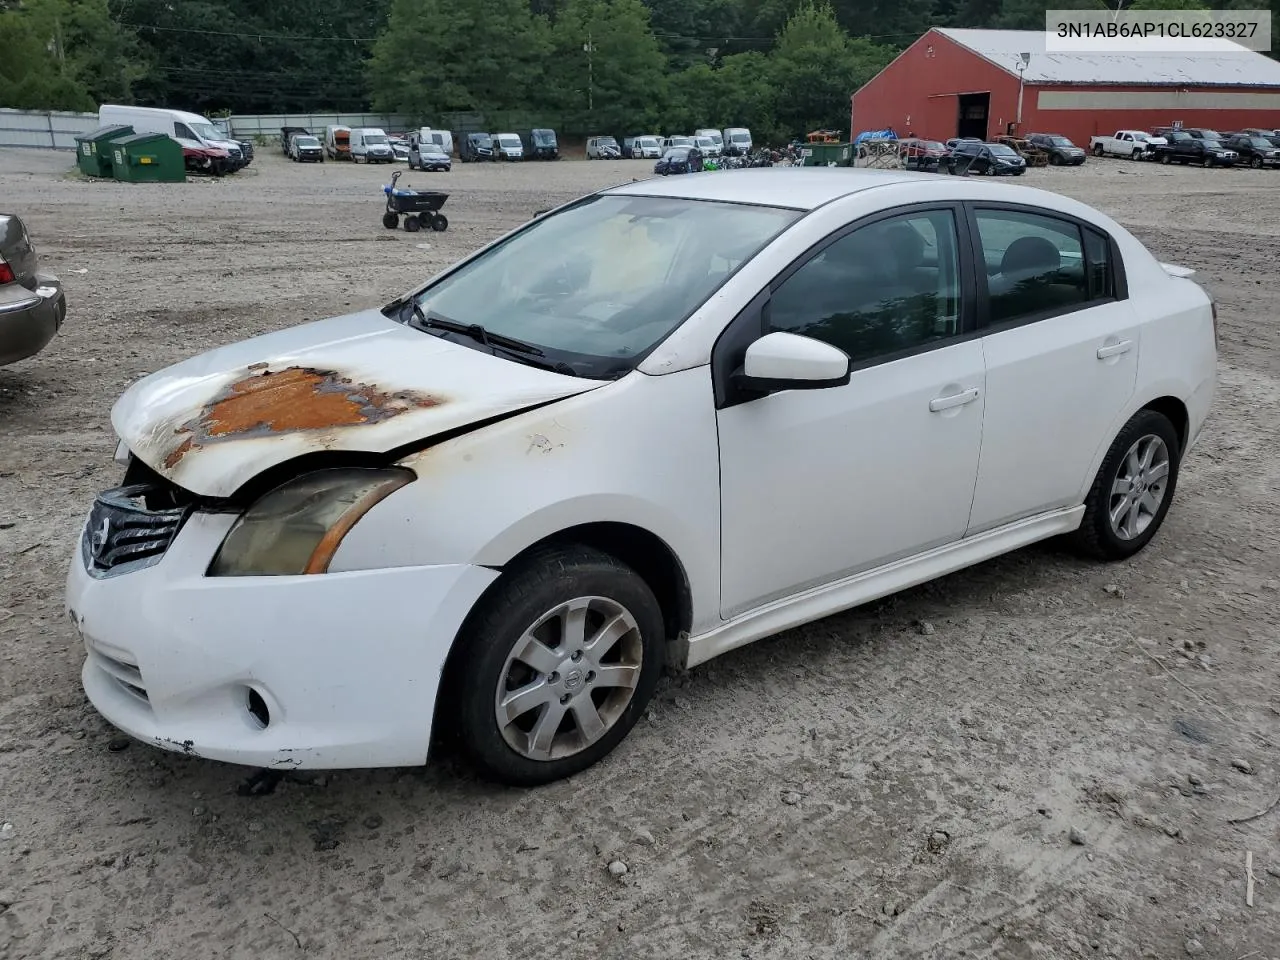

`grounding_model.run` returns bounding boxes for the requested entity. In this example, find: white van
[694,128,724,156]
[416,127,454,156]
[98,104,247,169]
[722,127,752,156]
[351,127,395,163]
